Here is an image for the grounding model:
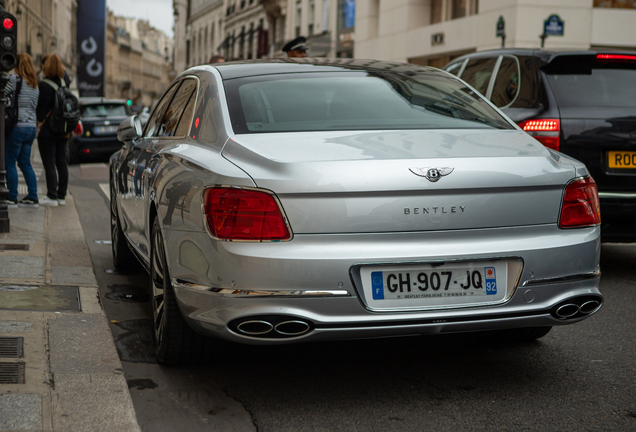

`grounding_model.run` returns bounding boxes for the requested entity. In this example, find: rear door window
[159,78,198,137]
[460,57,498,95]
[490,56,519,107]
[144,82,180,138]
